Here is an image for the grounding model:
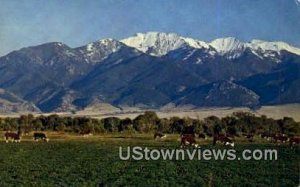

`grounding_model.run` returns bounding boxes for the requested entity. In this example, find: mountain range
[0,32,299,113]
